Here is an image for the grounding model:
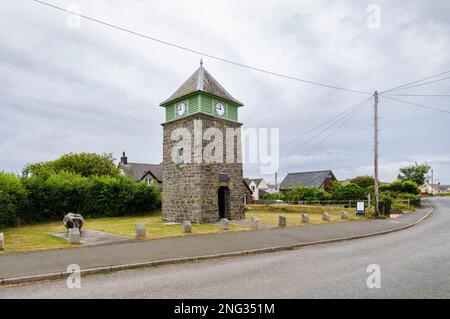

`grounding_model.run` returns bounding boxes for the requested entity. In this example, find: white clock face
[215,102,225,117]
[176,102,186,117]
